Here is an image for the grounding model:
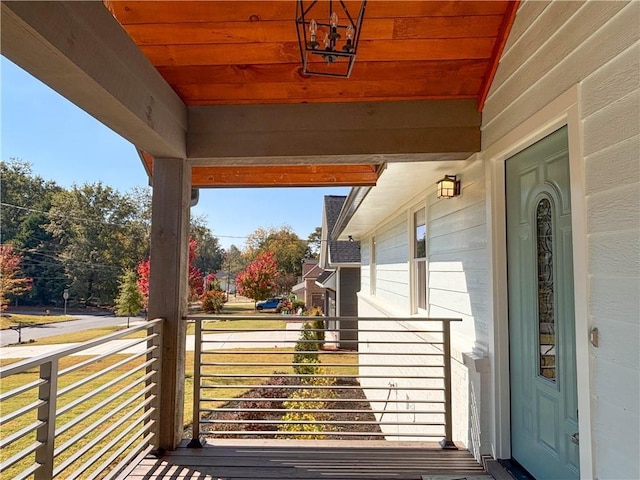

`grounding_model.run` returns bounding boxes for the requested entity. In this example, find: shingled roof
[324,196,361,264]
